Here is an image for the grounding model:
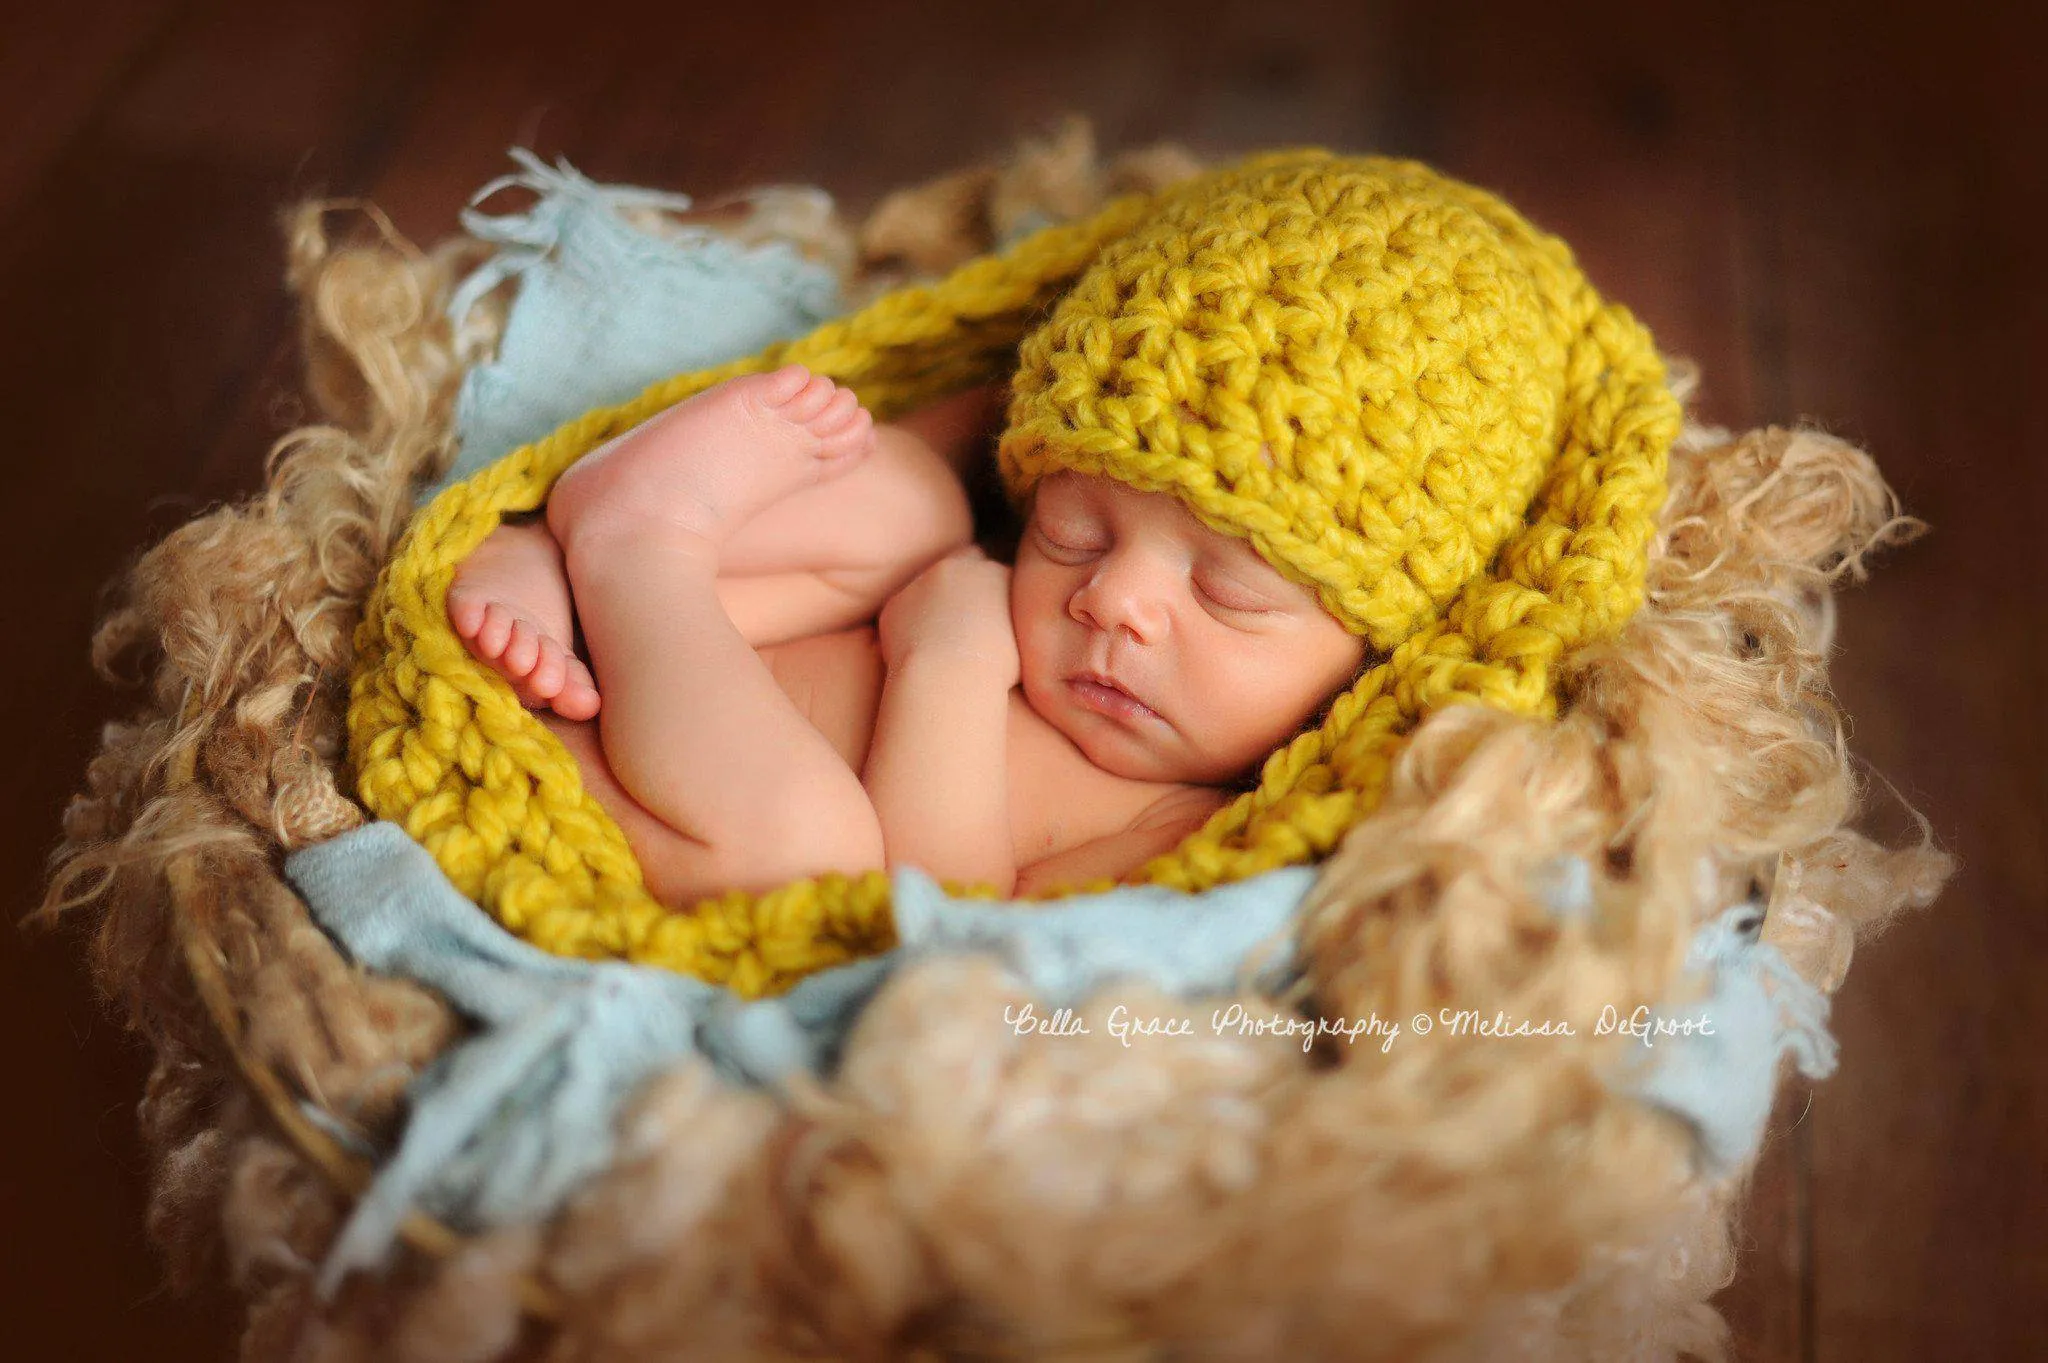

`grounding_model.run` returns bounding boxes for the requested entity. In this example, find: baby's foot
[546,363,875,560]
[447,521,601,719]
